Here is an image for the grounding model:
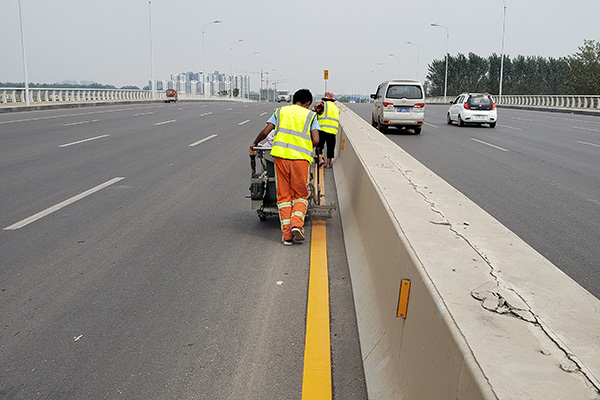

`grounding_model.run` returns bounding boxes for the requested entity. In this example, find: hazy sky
[2,0,598,96]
